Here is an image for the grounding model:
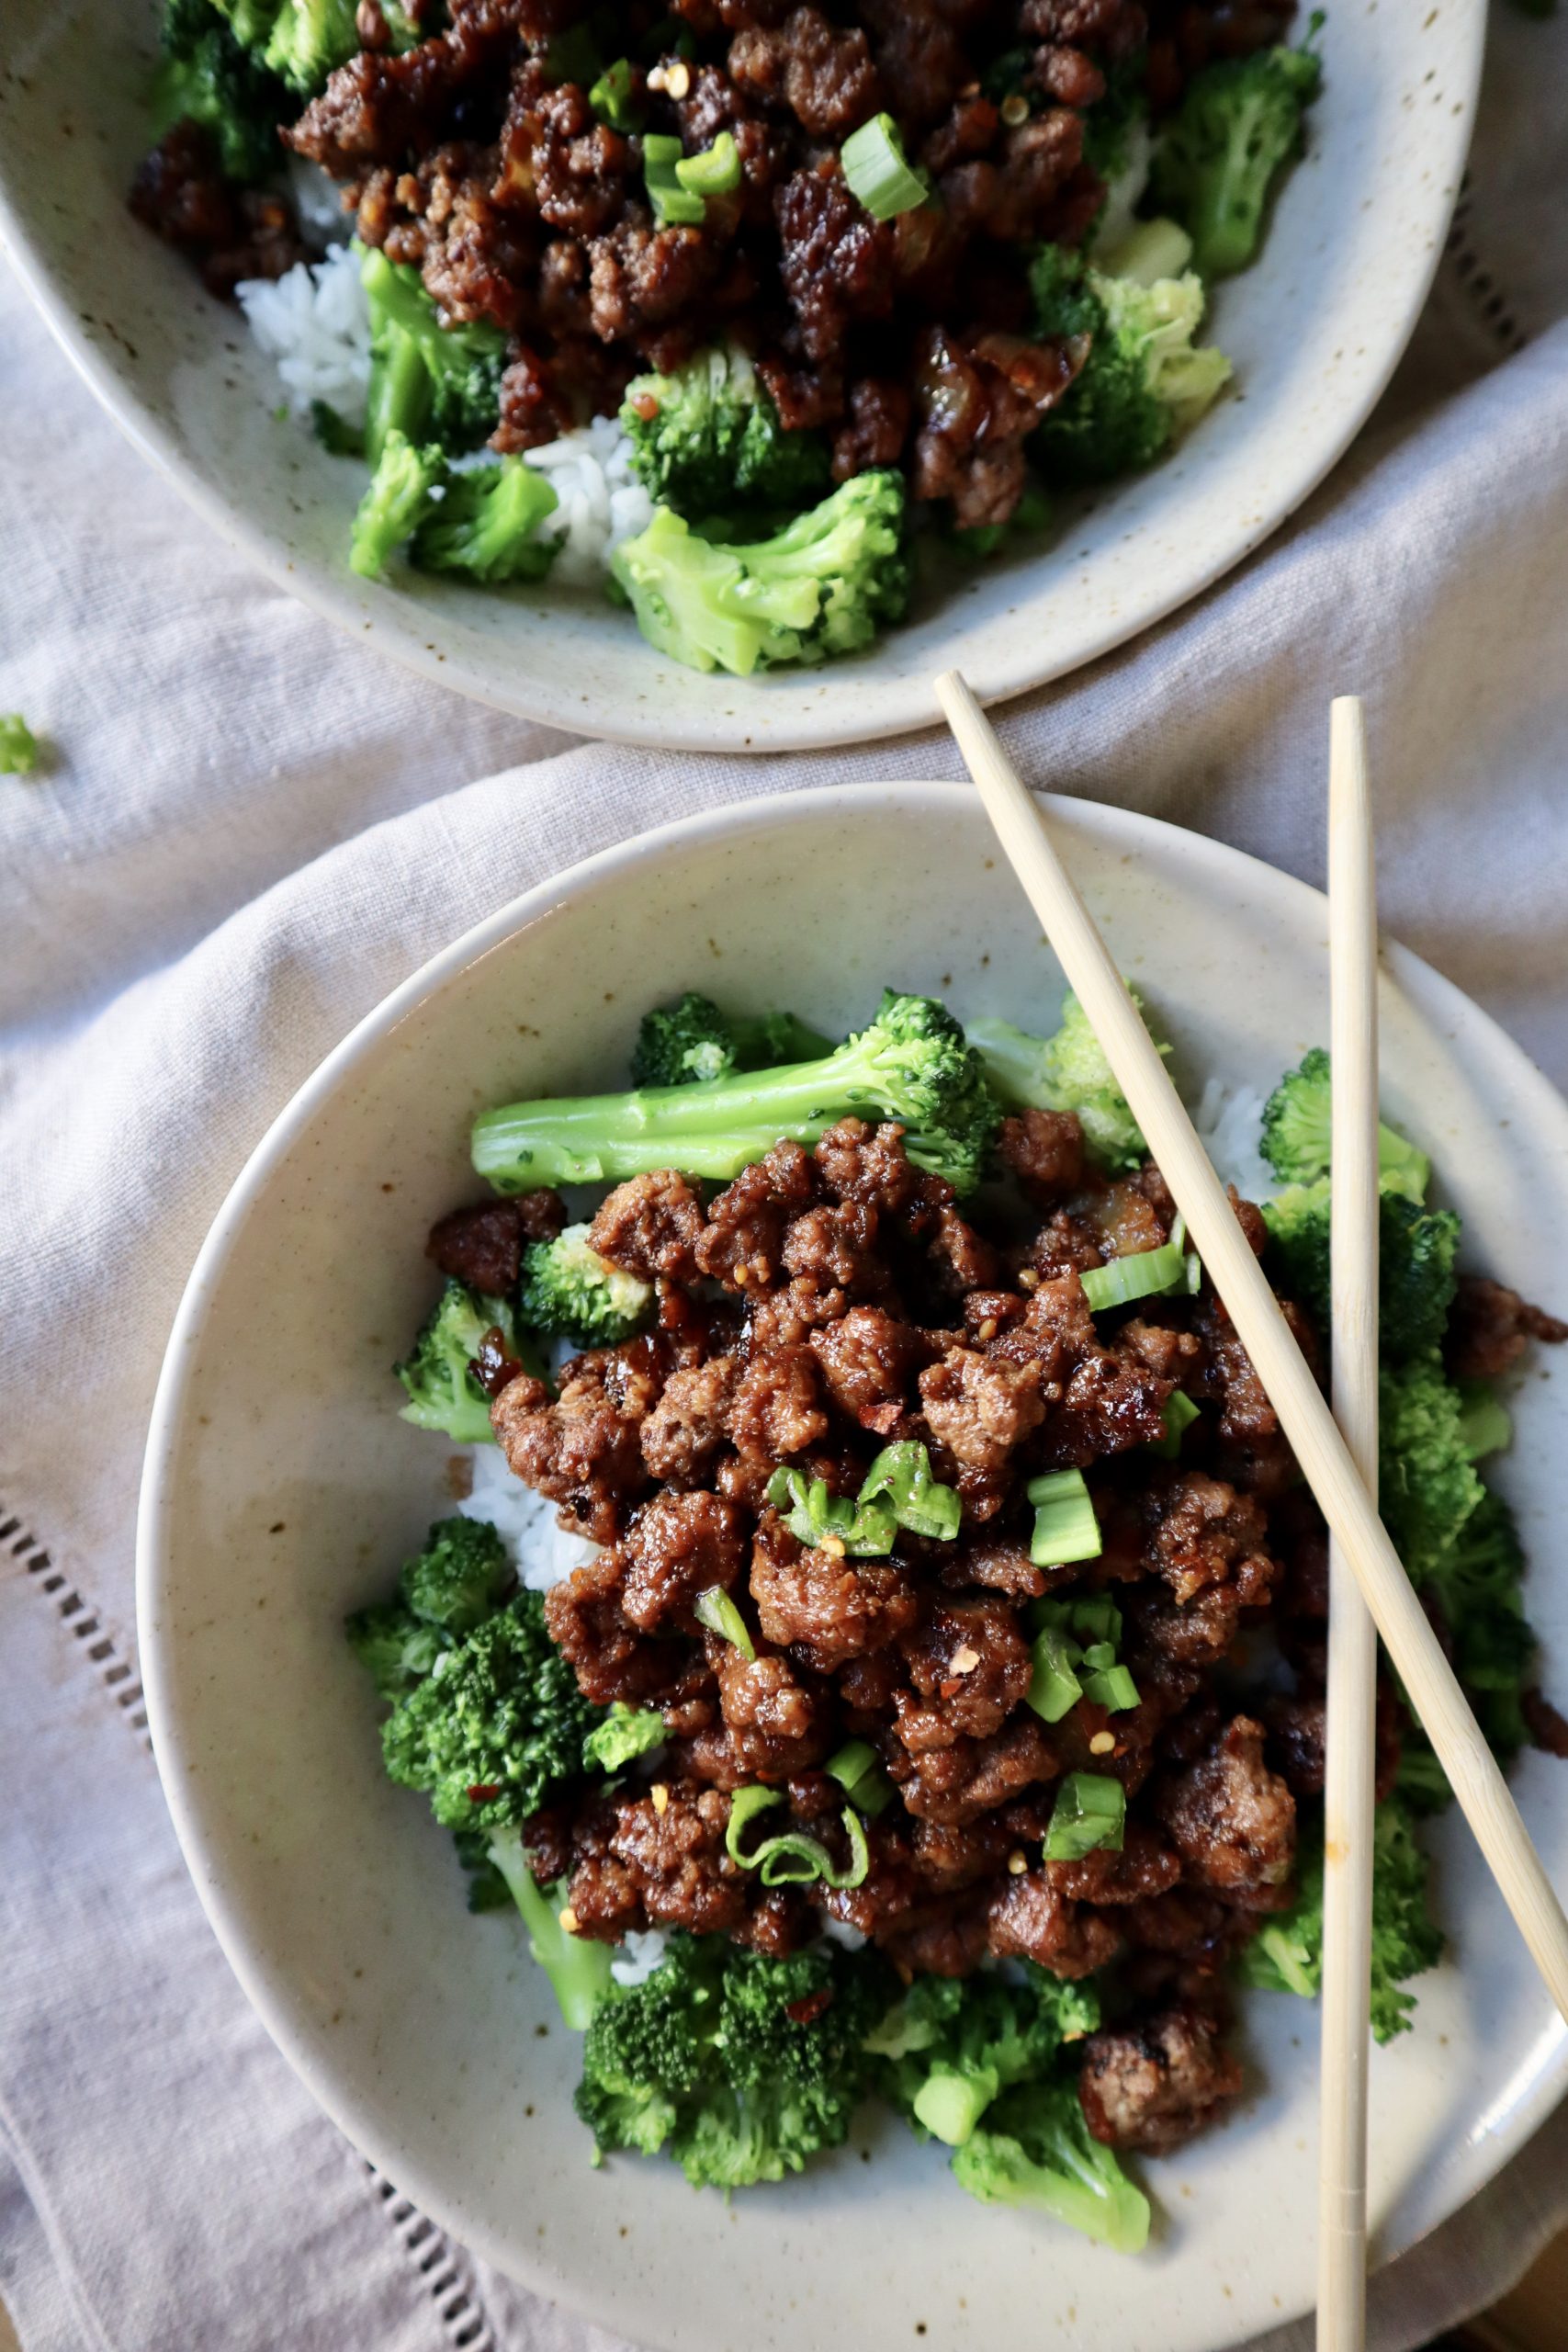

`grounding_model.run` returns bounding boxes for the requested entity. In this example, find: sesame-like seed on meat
[782,1199,887,1295]
[897,1597,1032,1747]
[695,1139,818,1291]
[1078,2005,1245,2153]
